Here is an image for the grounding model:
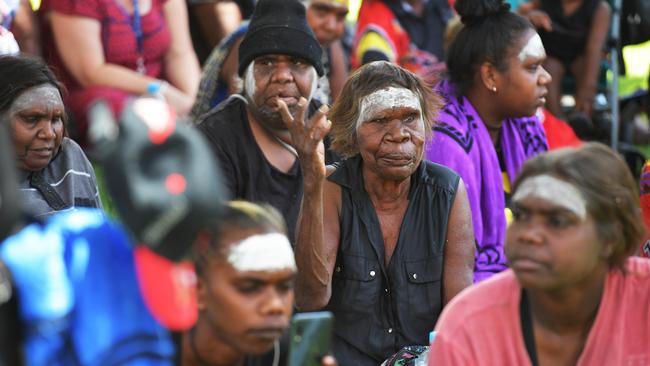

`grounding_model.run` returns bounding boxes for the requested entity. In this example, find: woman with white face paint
[425,0,552,283]
[429,142,650,365]
[0,55,102,218]
[183,200,337,366]
[278,61,475,366]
